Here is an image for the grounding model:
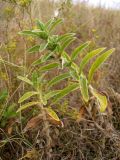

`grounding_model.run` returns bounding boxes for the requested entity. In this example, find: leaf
[32,52,54,66]
[4,103,17,118]
[79,48,106,74]
[27,45,40,53]
[71,62,79,73]
[17,76,33,85]
[21,149,39,159]
[45,18,54,29]
[17,102,40,112]
[48,72,70,88]
[88,48,115,82]
[71,41,90,60]
[39,43,47,52]
[79,74,89,102]
[18,91,39,103]
[52,83,79,103]
[32,71,39,88]
[58,33,76,42]
[60,37,76,53]
[18,30,39,37]
[39,62,59,72]
[36,19,45,31]
[45,108,60,122]
[48,18,63,32]
[45,90,61,100]
[0,90,8,102]
[89,86,108,112]
[32,30,48,40]
[23,114,43,132]
[61,51,71,62]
